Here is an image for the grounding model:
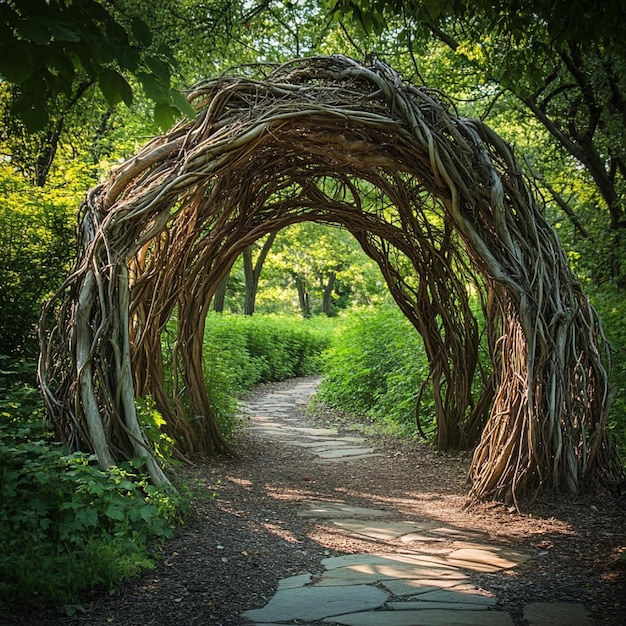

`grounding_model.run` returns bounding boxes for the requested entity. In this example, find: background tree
[329,0,626,285]
[258,222,386,316]
[242,233,278,315]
